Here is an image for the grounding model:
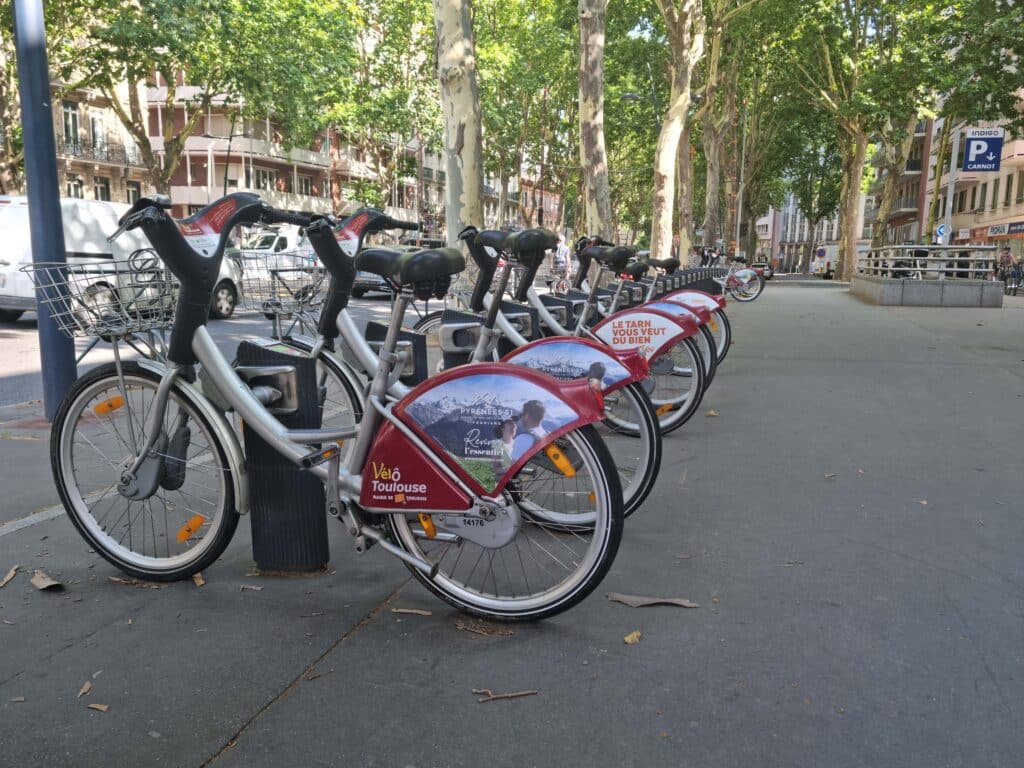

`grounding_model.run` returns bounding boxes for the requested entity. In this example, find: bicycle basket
[21,257,179,339]
[236,250,325,316]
